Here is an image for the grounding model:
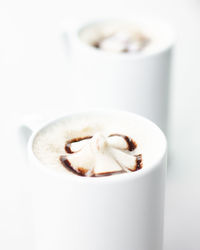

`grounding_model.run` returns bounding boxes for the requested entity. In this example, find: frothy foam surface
[79,20,172,55]
[32,112,165,176]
